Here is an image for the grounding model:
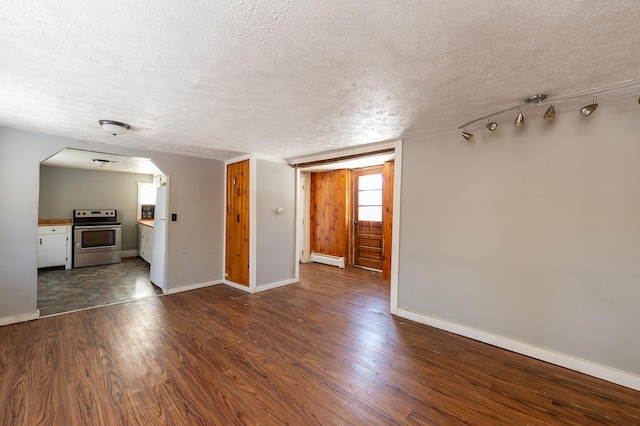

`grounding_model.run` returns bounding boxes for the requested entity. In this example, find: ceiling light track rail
[457,82,640,131]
